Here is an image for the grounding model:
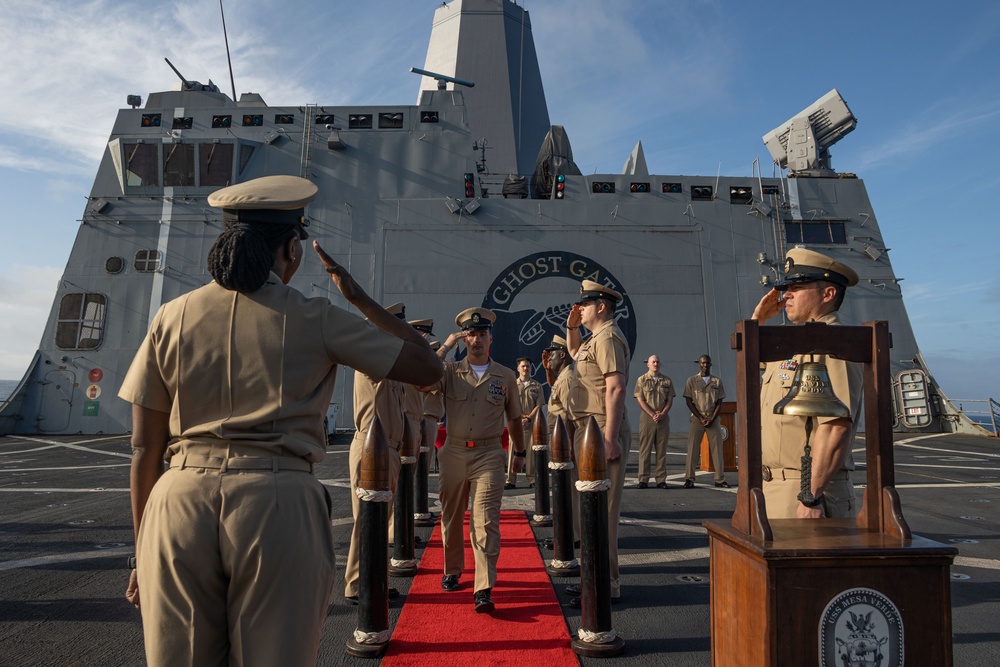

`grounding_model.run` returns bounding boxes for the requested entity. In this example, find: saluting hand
[541,349,551,370]
[567,304,583,329]
[313,241,363,304]
[752,288,784,323]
